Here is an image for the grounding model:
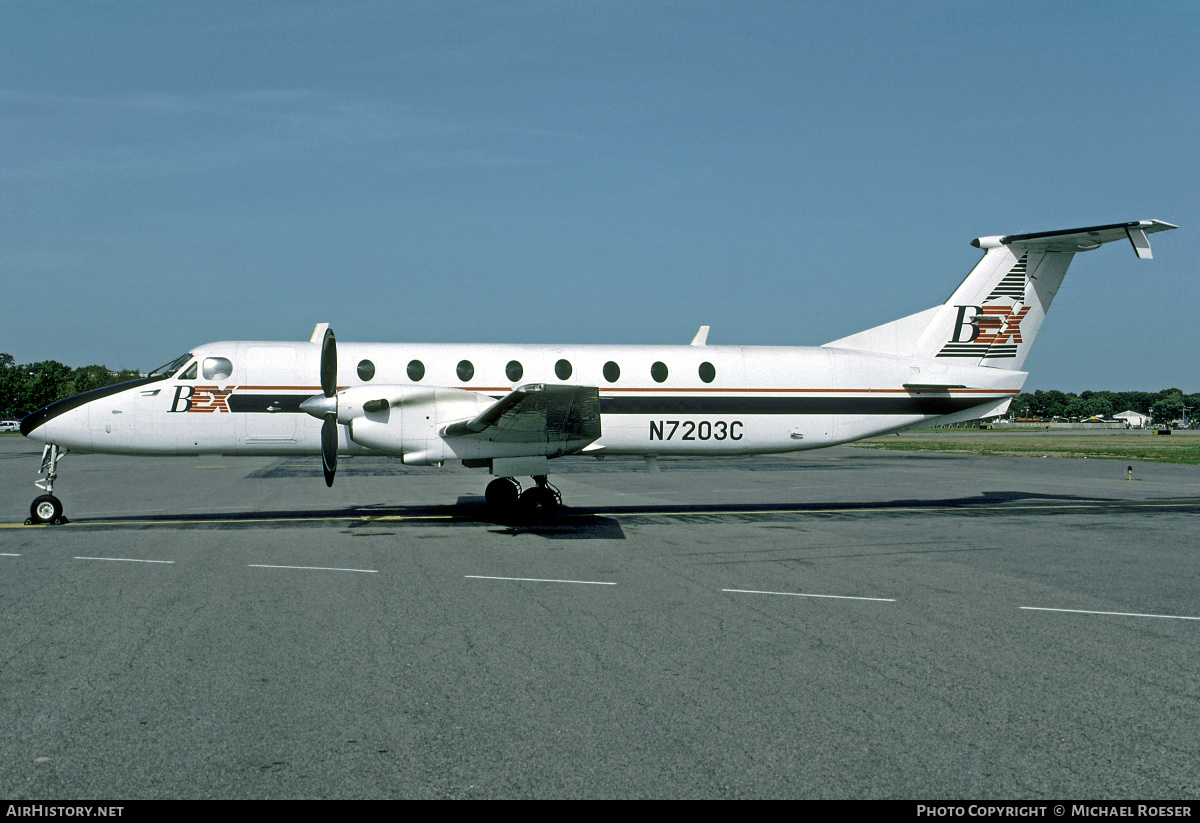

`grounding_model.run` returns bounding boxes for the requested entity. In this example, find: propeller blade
[321,413,337,487]
[320,328,337,398]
